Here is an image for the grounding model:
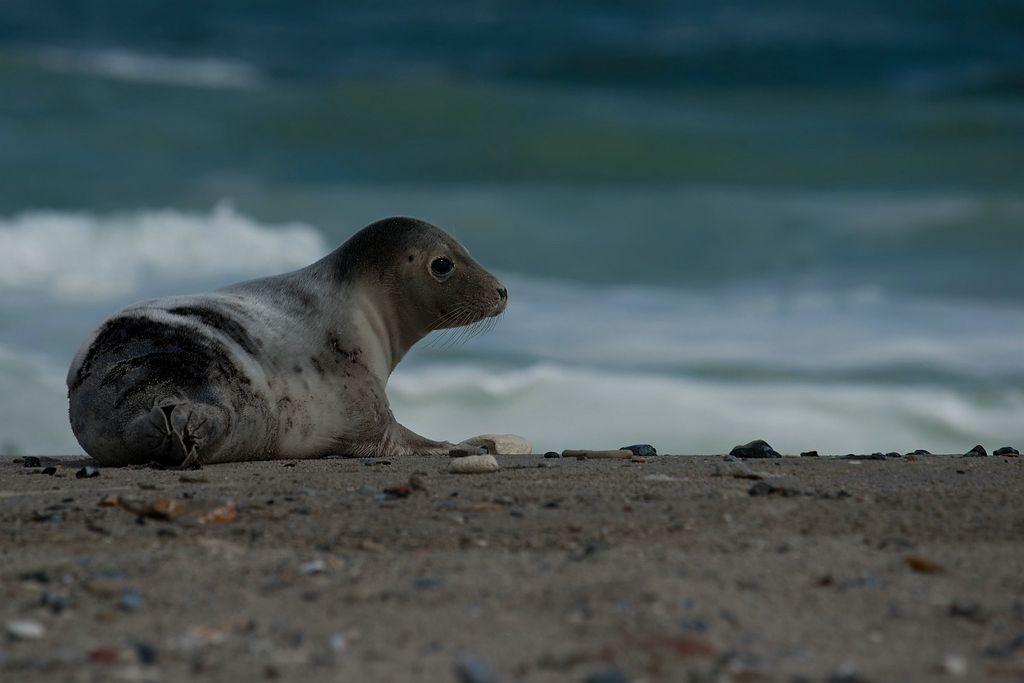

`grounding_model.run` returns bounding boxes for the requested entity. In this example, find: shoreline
[2,453,1023,681]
